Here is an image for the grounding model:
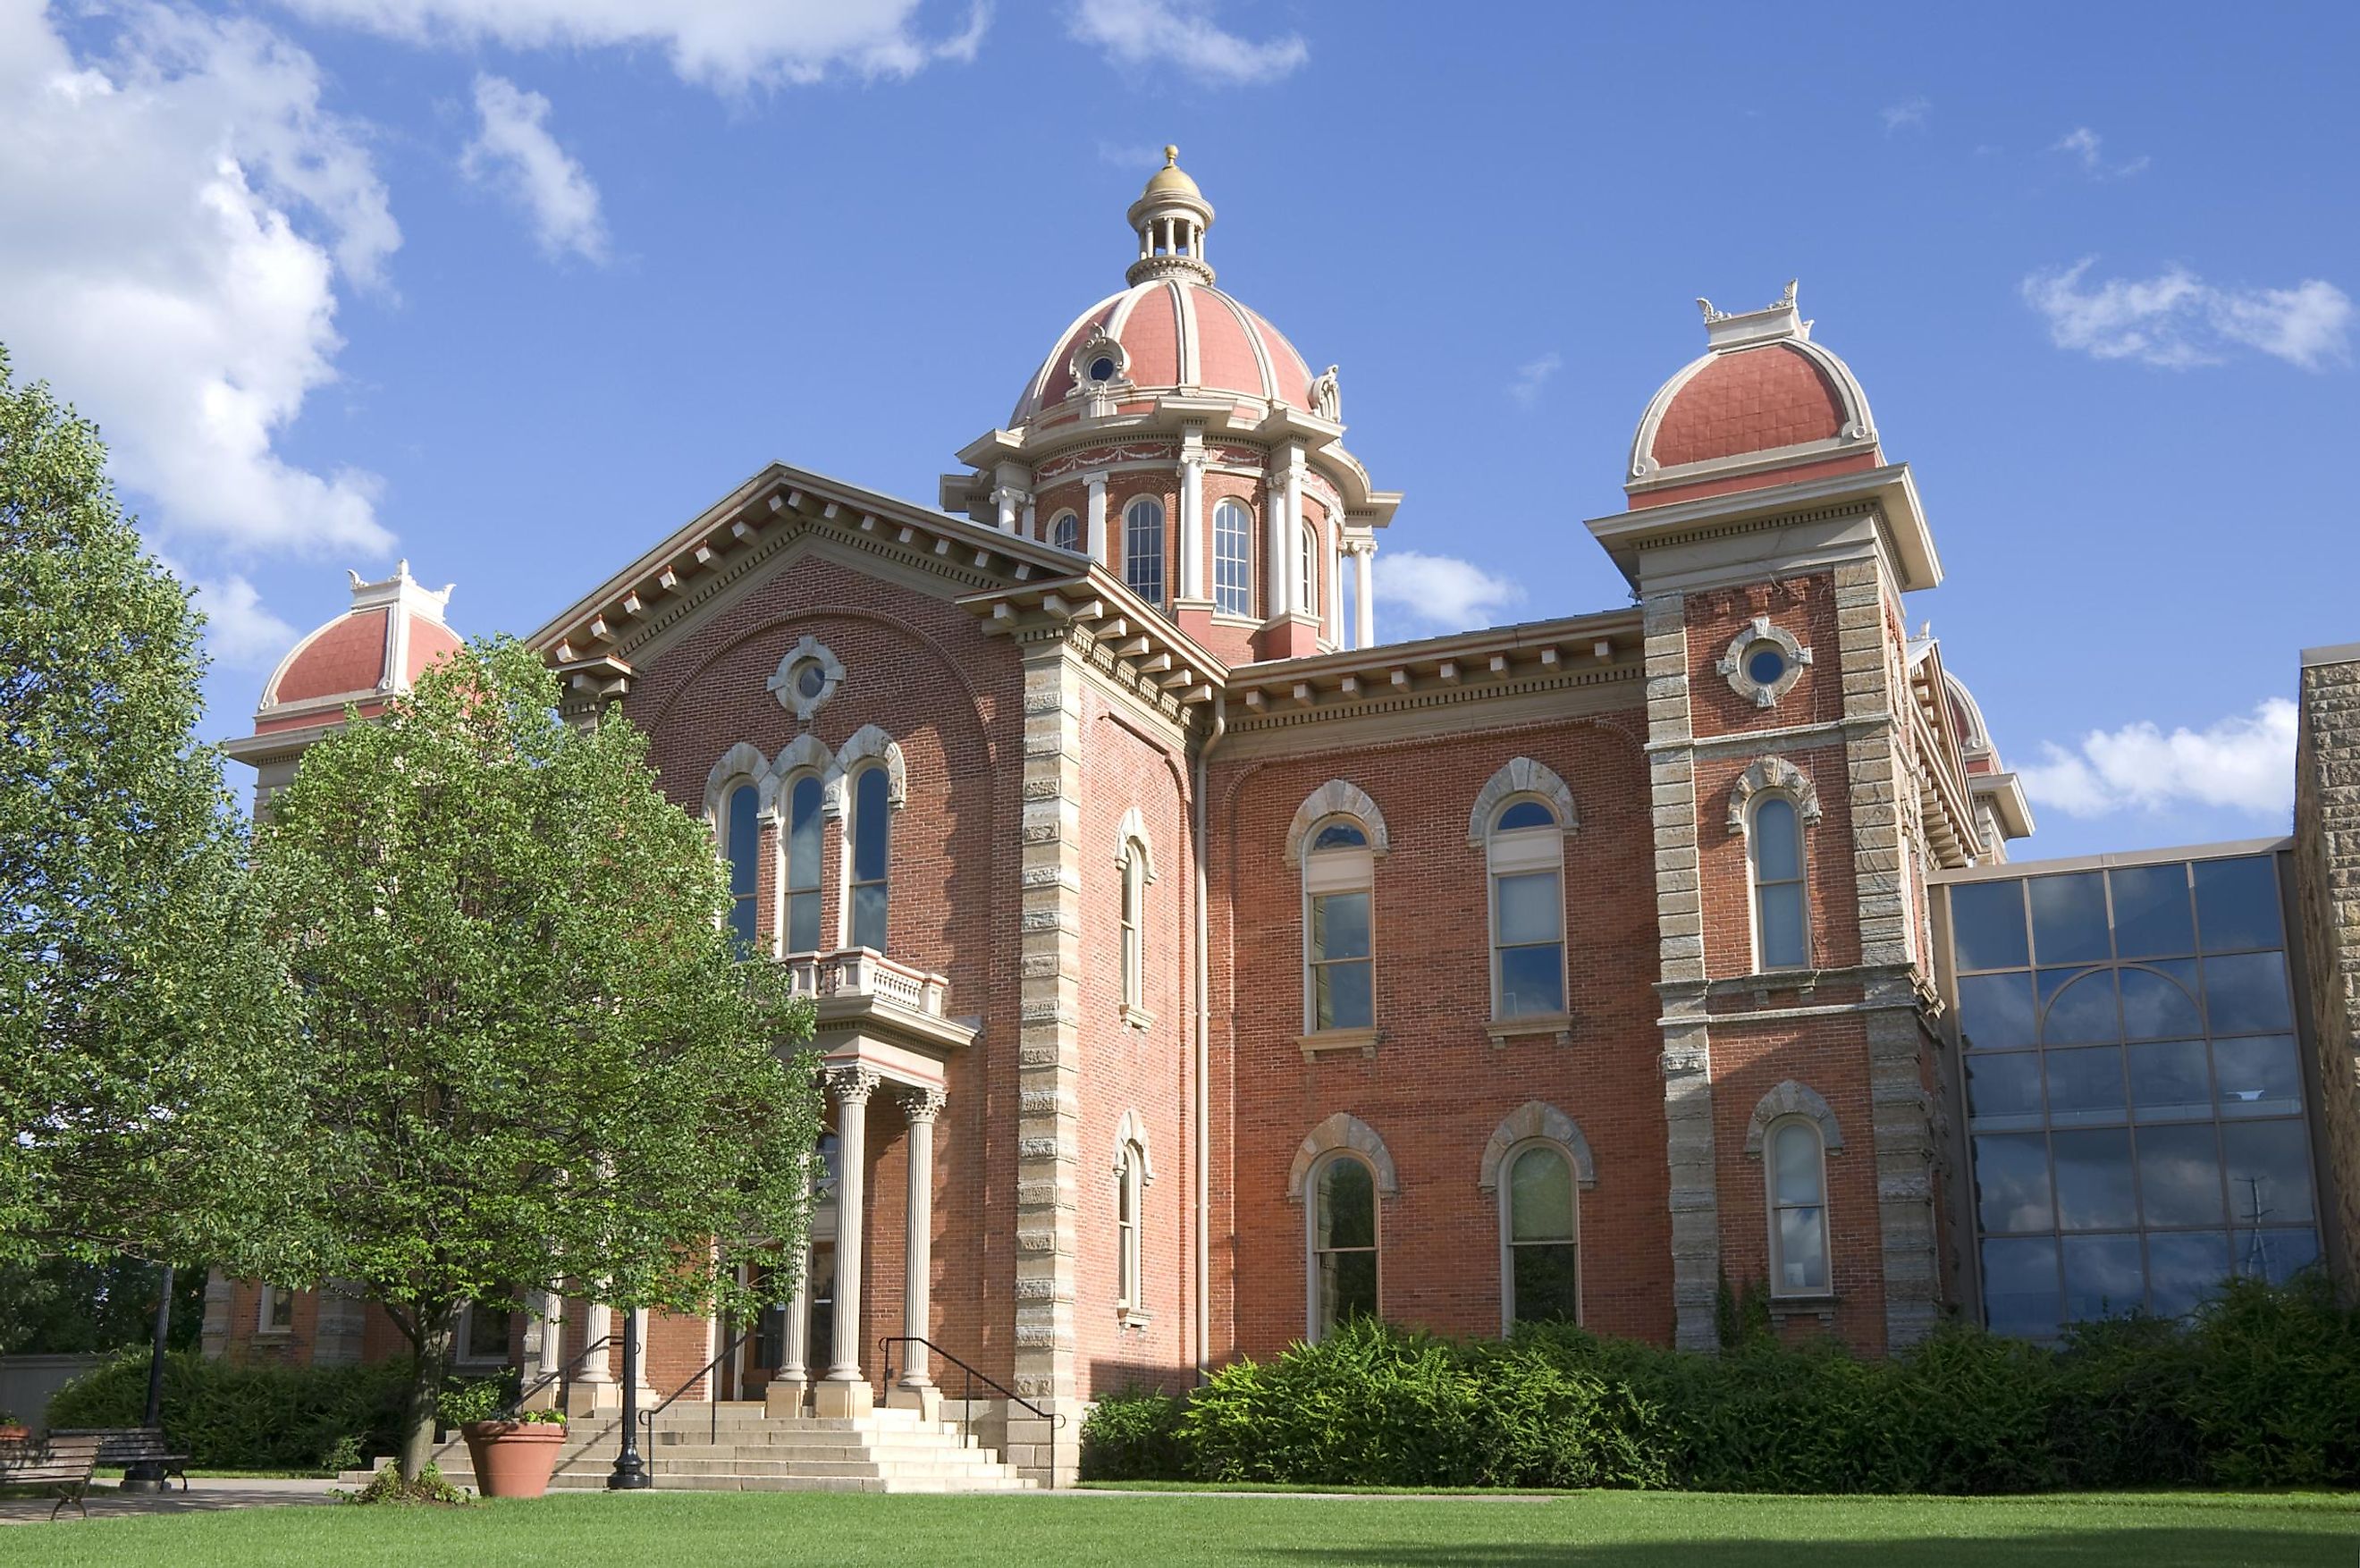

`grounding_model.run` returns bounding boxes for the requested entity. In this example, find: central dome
[1009,278,1319,426]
